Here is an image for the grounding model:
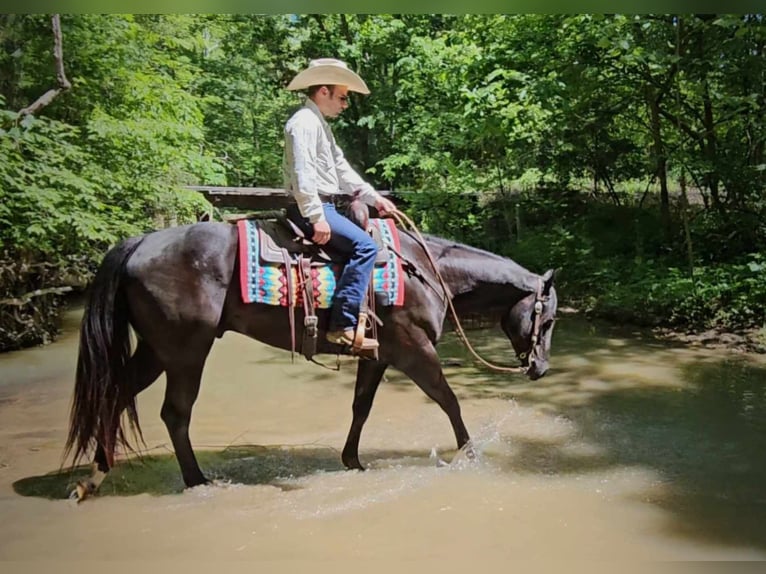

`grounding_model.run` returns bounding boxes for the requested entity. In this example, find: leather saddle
[257,216,391,266]
[254,215,387,362]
